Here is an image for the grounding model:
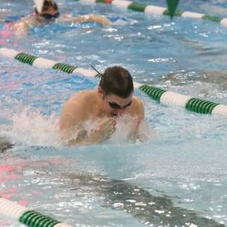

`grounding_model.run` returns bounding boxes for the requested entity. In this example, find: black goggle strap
[91,65,103,78]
